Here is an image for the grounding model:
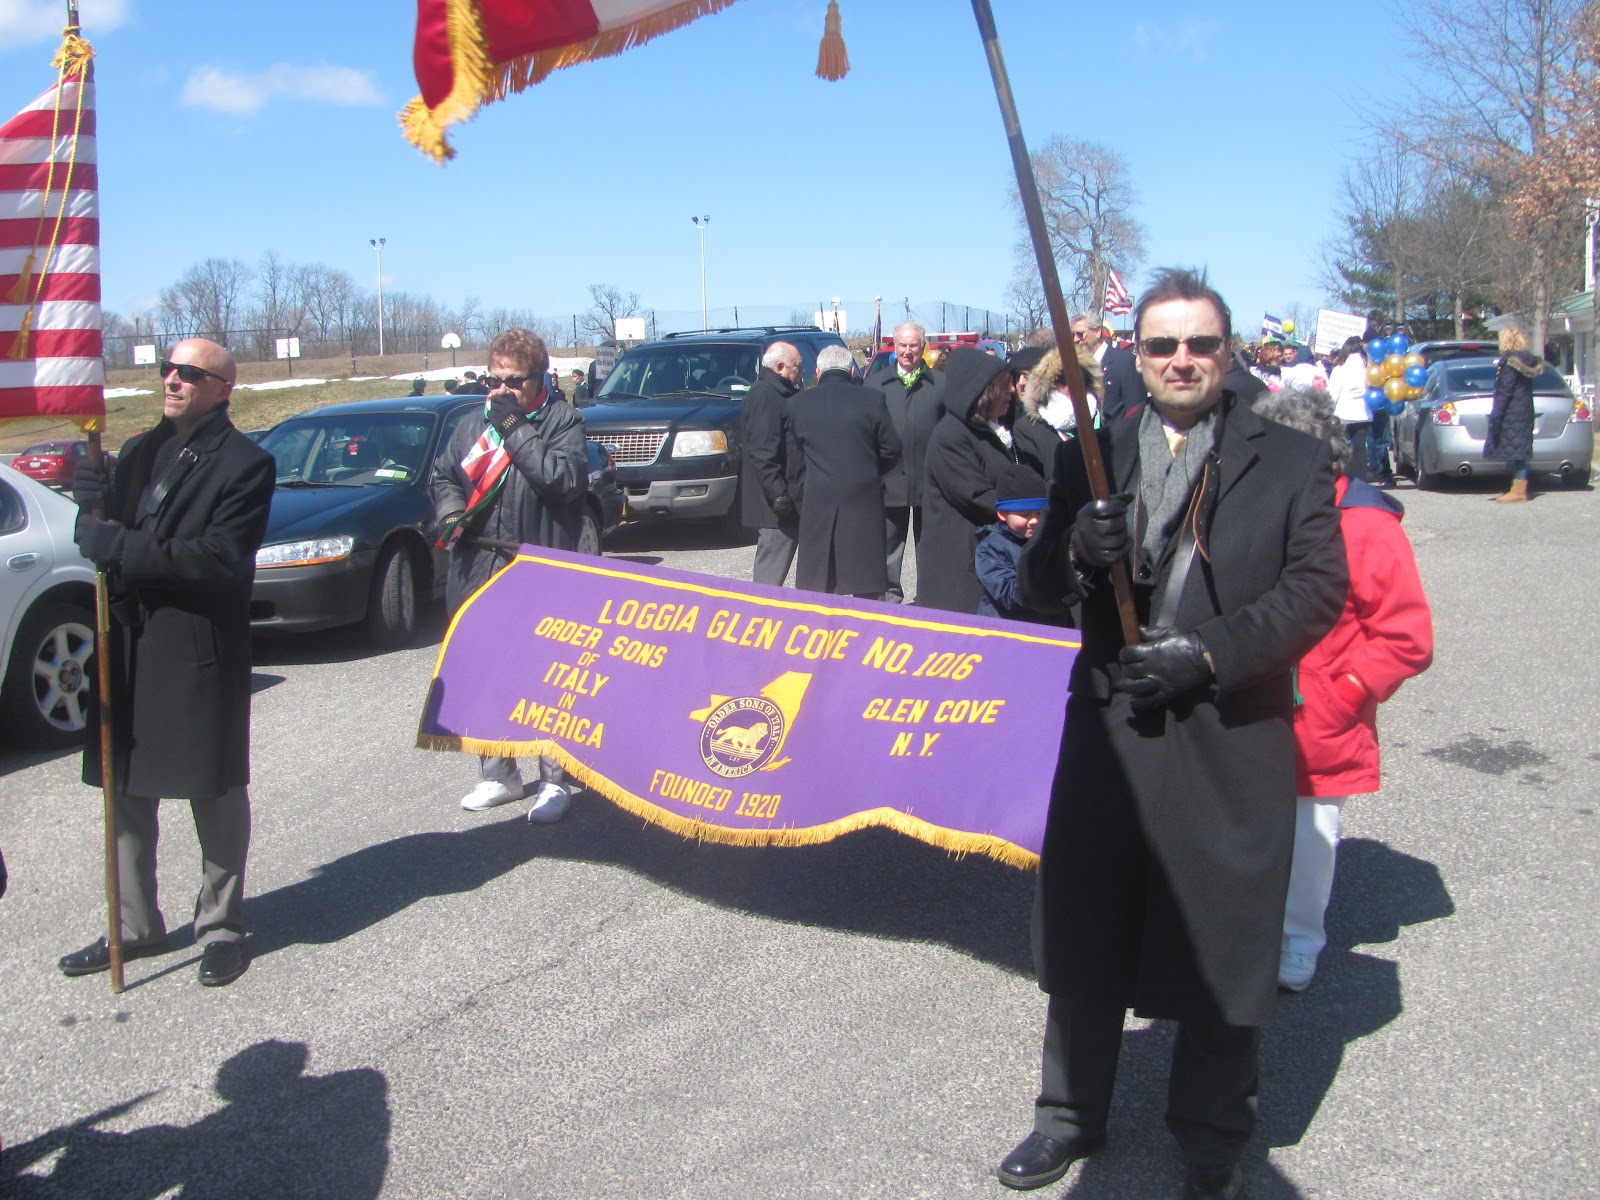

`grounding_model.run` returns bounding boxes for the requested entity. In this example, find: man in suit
[1000,270,1347,1199]
[786,344,901,598]
[866,322,944,603]
[738,341,803,586]
[59,338,275,988]
[1075,312,1146,423]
